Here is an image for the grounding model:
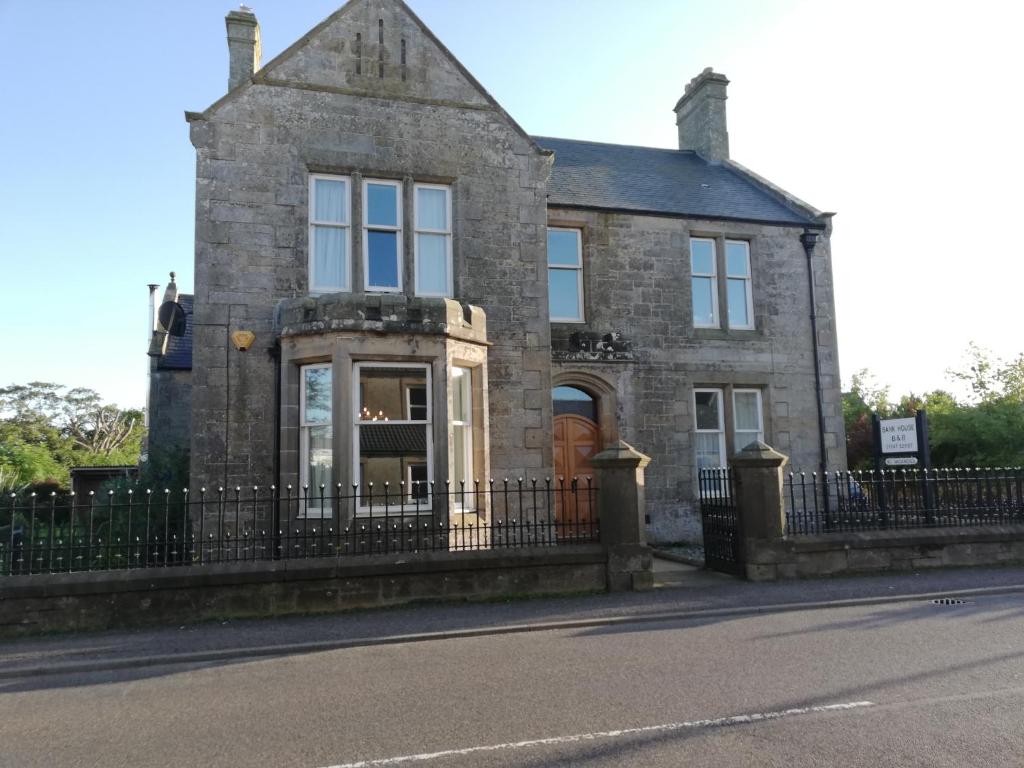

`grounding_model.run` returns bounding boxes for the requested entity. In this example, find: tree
[0,382,146,491]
